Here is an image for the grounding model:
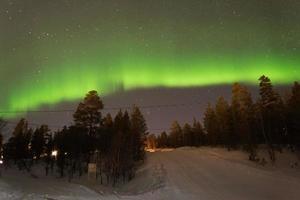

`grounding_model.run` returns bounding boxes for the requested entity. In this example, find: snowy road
[1,148,300,199]
[142,148,300,200]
